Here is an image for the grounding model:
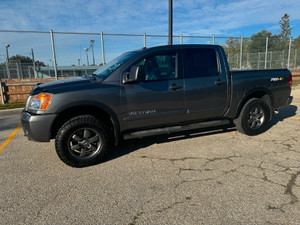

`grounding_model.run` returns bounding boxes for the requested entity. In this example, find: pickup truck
[21,44,293,167]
